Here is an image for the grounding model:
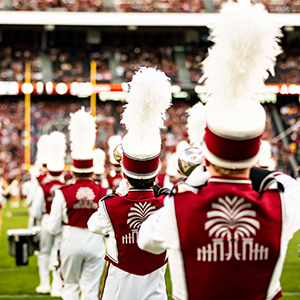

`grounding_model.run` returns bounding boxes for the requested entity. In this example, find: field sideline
[0,202,299,300]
